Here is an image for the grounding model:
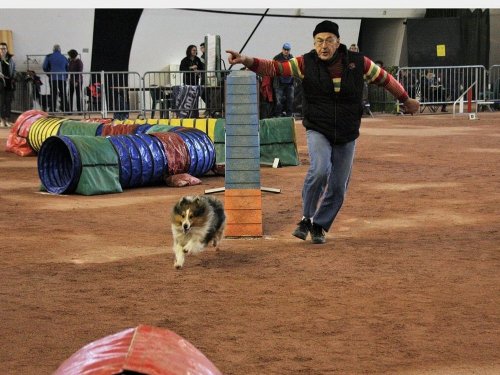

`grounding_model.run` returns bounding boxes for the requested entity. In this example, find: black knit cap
[313,20,340,38]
